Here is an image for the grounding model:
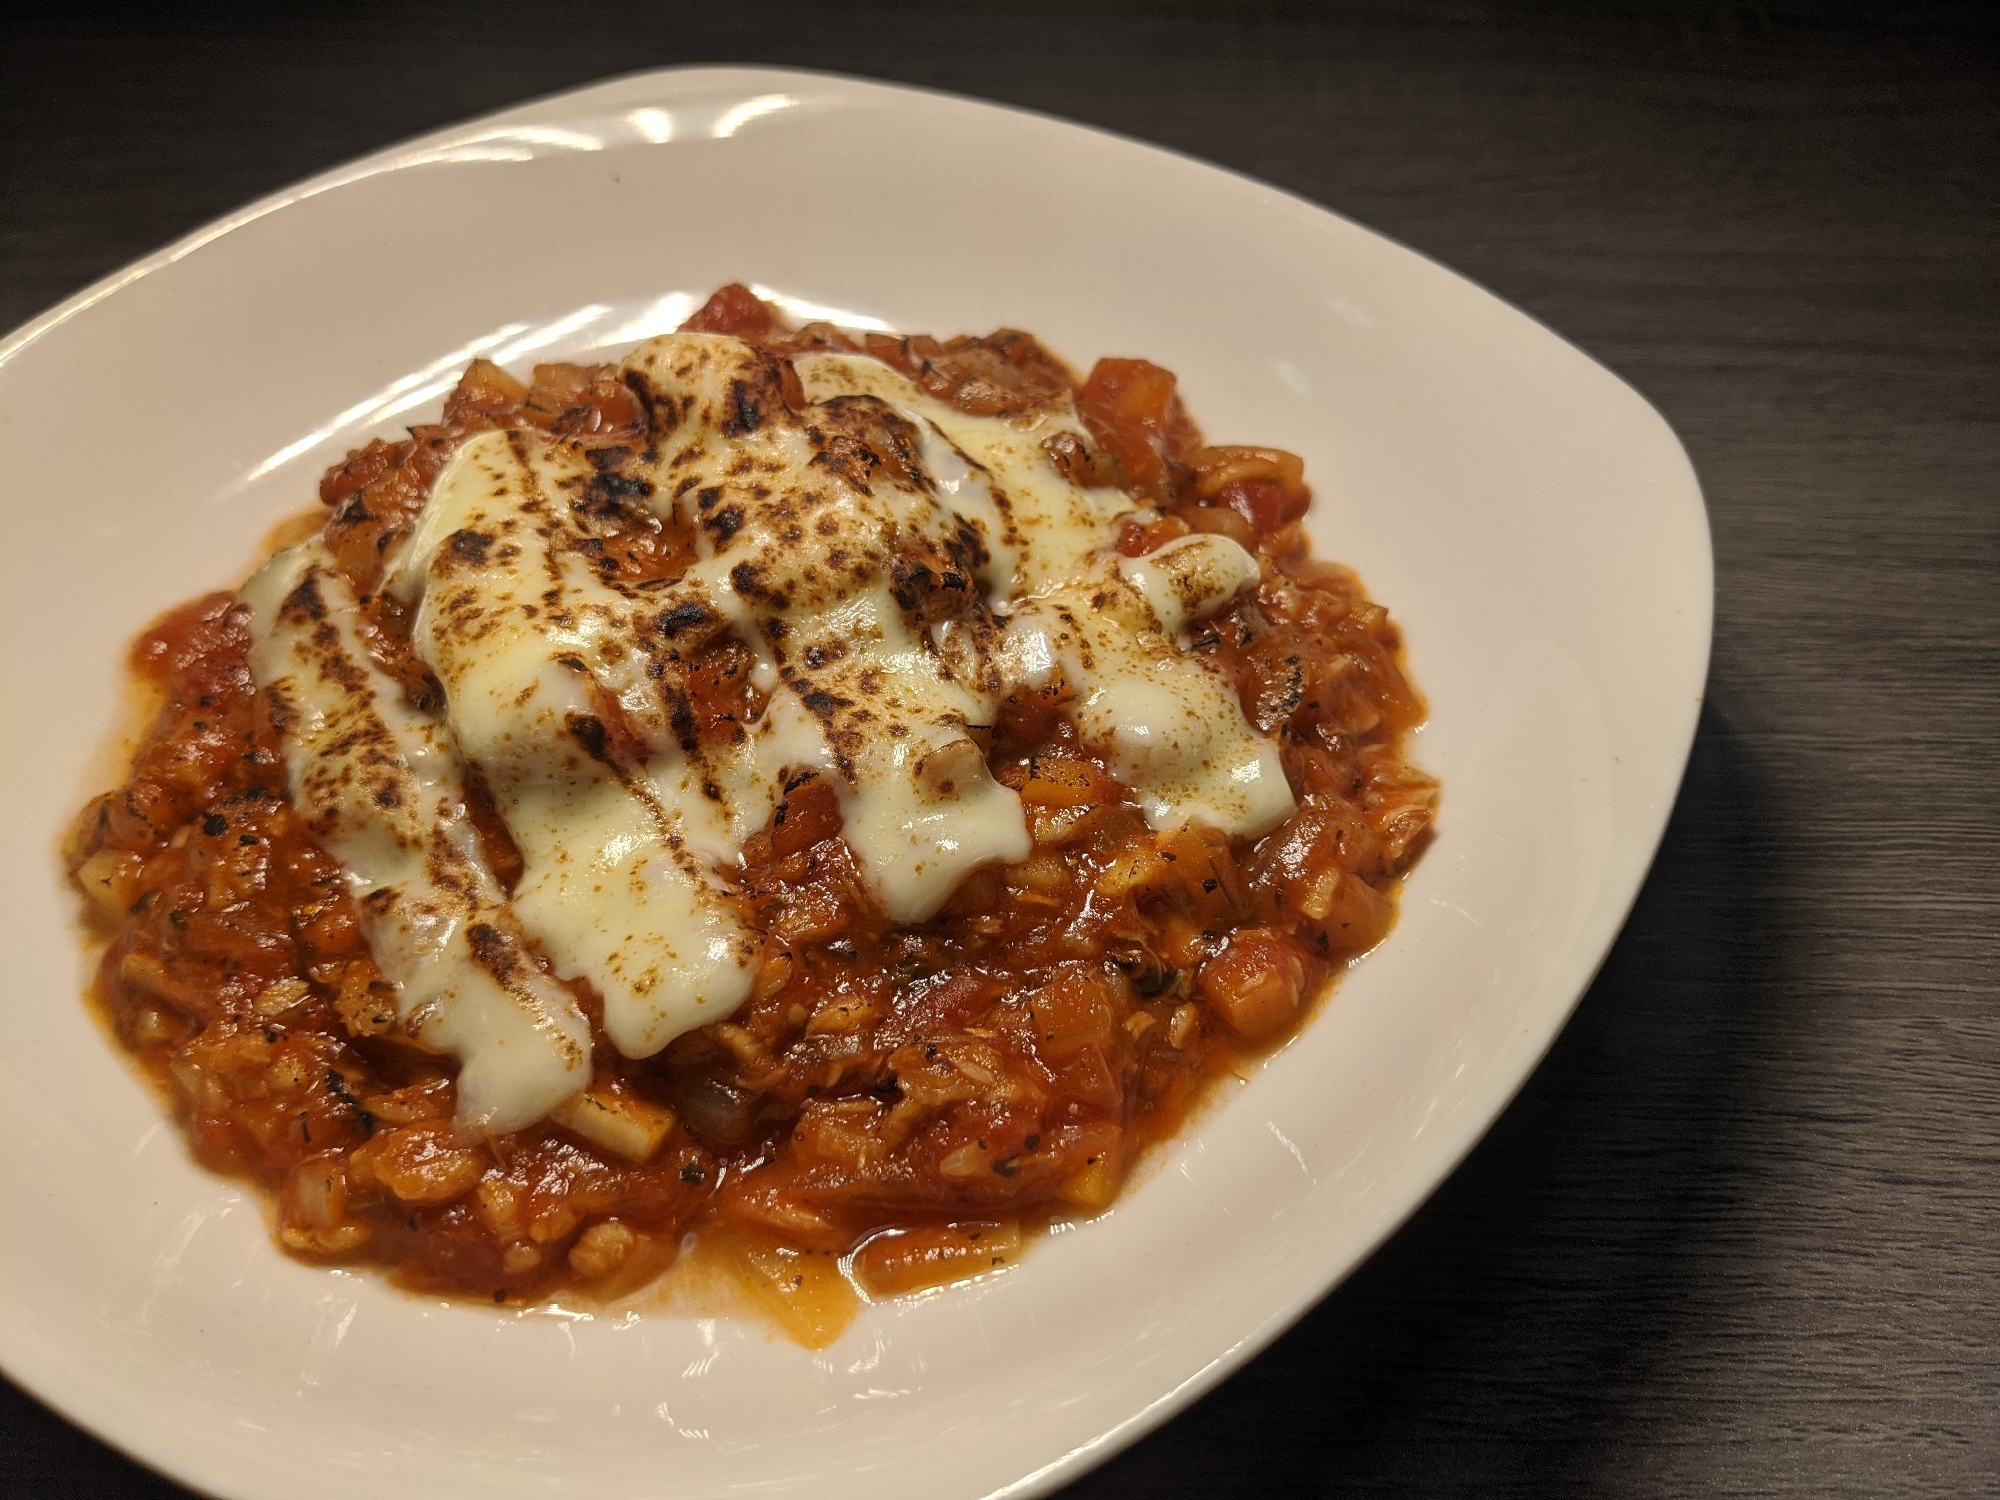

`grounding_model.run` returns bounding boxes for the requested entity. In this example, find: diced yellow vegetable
[550,1086,677,1163]
[724,1233,859,1348]
[74,848,144,919]
[850,1219,1023,1298]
